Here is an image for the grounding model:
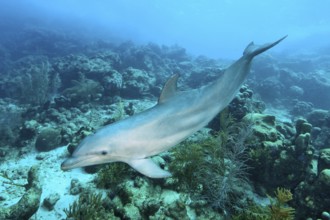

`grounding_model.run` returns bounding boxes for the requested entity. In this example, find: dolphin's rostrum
[61,36,287,178]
